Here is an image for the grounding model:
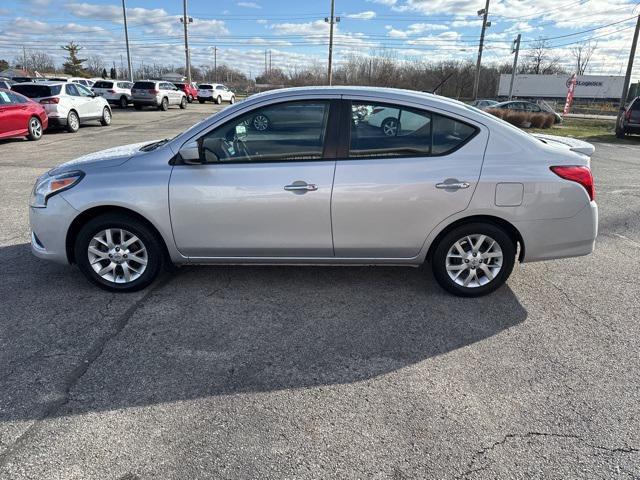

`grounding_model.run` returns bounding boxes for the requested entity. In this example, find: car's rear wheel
[179,97,187,109]
[75,214,164,292]
[198,98,205,104]
[381,117,399,136]
[252,114,270,131]
[119,96,128,109]
[187,94,193,103]
[66,111,80,133]
[431,223,515,297]
[159,97,169,111]
[27,116,43,141]
[100,107,111,126]
[216,96,222,105]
